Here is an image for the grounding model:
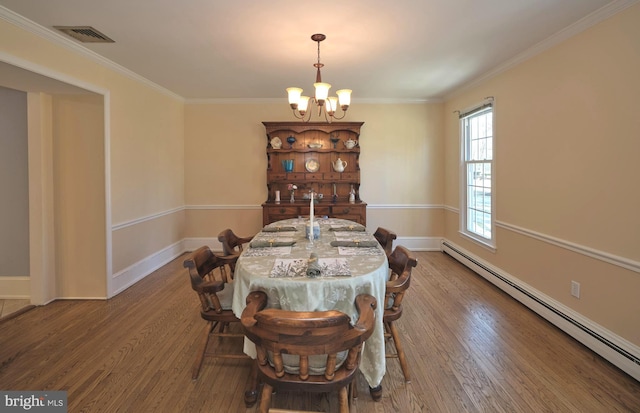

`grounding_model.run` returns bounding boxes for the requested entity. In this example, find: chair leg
[244,360,259,407]
[219,321,229,333]
[388,321,411,383]
[192,321,215,380]
[258,382,273,413]
[338,386,349,413]
[351,373,358,400]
